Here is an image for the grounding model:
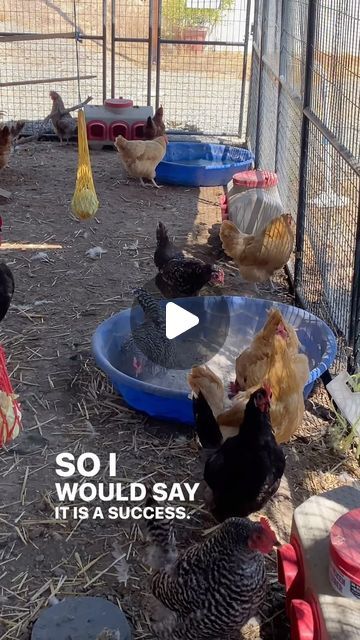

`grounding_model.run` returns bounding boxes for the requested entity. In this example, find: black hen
[120,288,175,378]
[154,221,184,269]
[0,263,14,322]
[192,390,222,449]
[154,221,224,297]
[143,116,156,141]
[204,386,285,522]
